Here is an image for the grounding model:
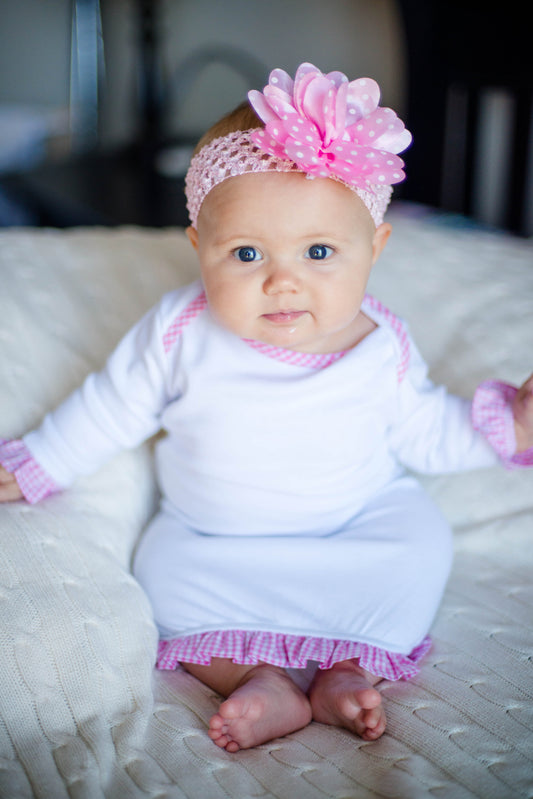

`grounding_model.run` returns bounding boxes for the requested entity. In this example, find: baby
[1,63,533,752]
